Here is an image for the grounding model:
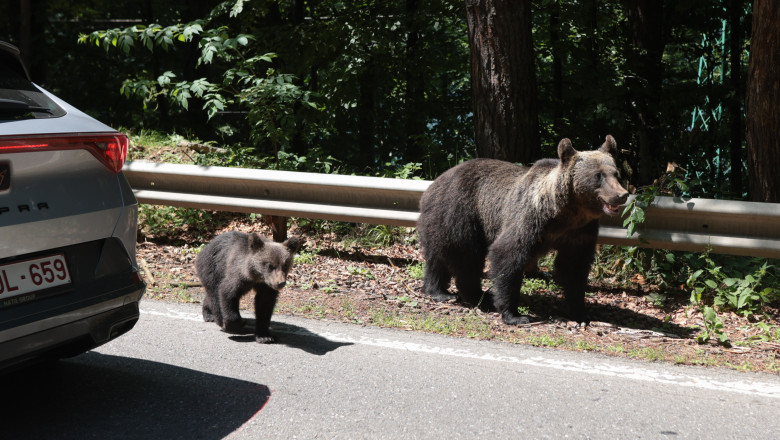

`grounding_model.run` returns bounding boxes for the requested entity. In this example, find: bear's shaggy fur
[417,135,628,325]
[195,231,301,343]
